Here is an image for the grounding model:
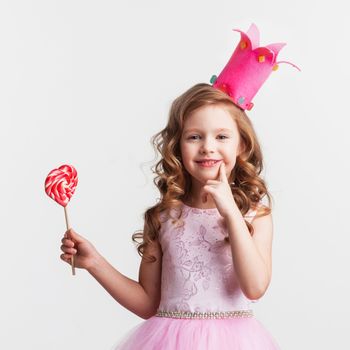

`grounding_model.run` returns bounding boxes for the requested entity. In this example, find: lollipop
[45,164,78,275]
